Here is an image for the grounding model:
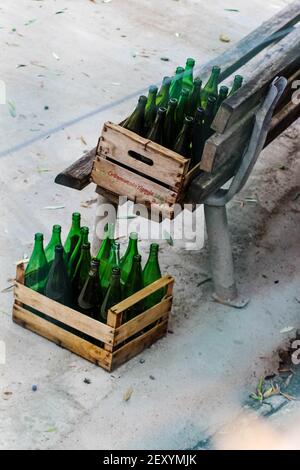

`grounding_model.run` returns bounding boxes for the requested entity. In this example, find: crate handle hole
[128,150,153,166]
